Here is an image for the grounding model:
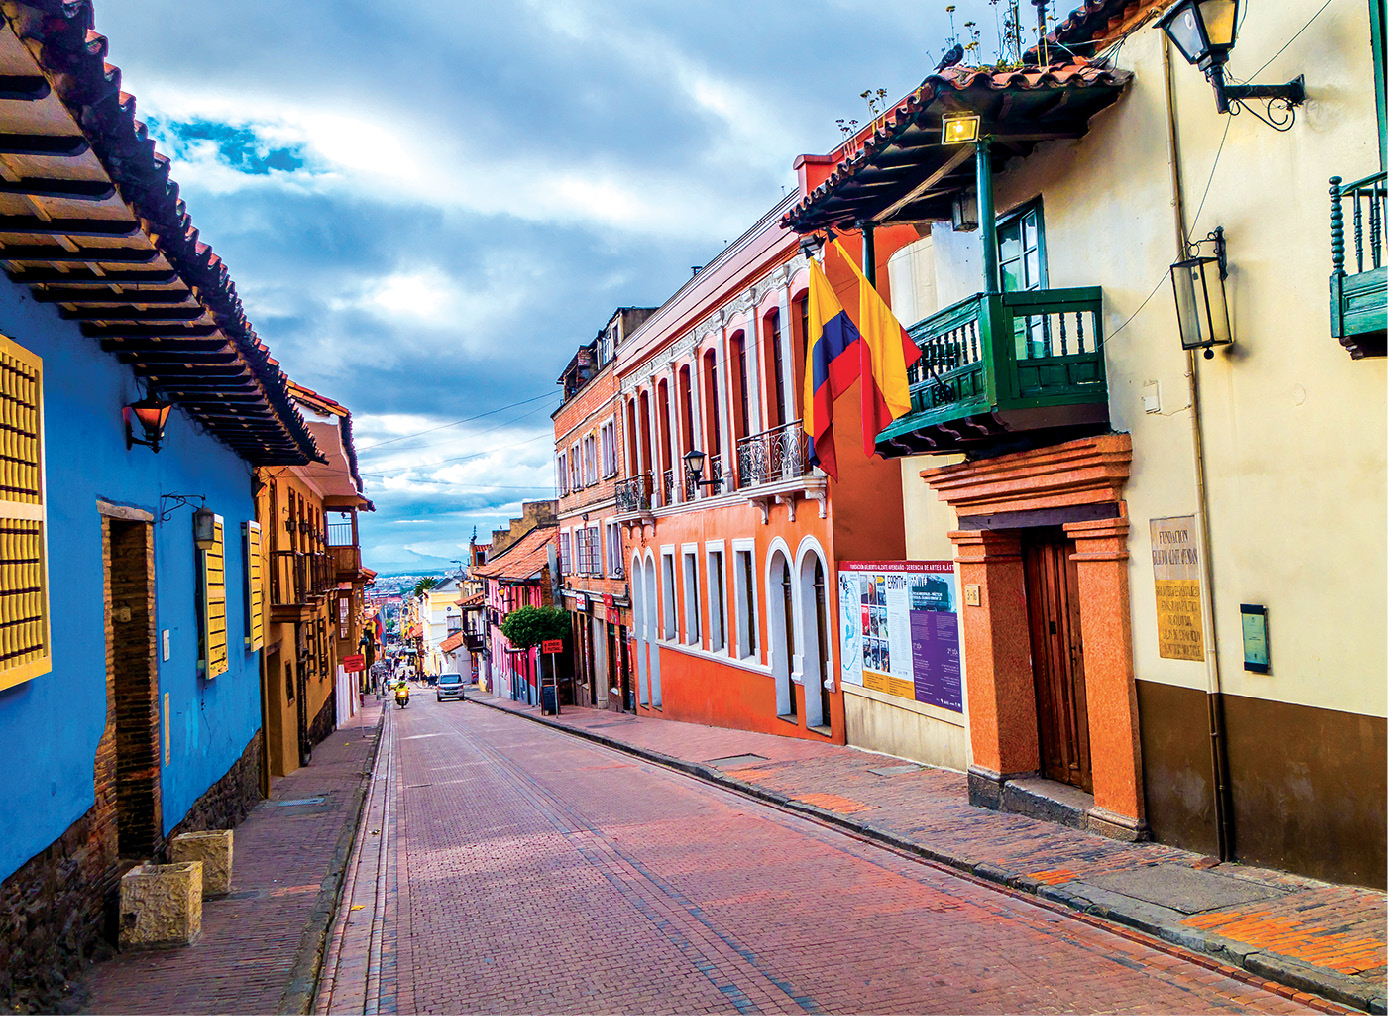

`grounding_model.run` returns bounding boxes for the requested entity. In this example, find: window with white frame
[557,452,569,496]
[576,526,602,575]
[660,550,676,640]
[733,541,758,661]
[568,443,580,492]
[681,545,700,646]
[583,433,597,486]
[559,530,573,575]
[706,544,726,653]
[600,417,617,478]
[606,521,623,577]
